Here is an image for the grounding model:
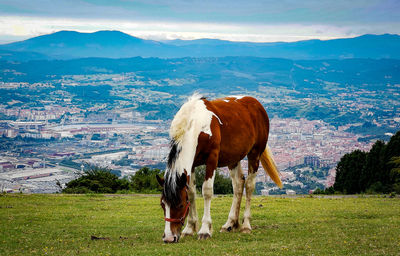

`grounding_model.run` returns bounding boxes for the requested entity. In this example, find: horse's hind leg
[182,170,198,236]
[220,162,245,232]
[241,157,259,233]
